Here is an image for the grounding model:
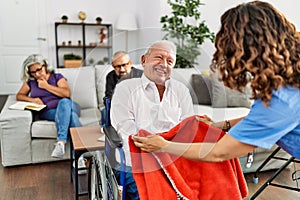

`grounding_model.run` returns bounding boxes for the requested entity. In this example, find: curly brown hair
[211,1,300,105]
